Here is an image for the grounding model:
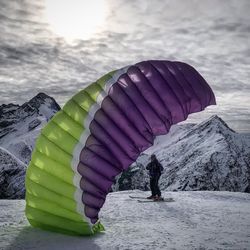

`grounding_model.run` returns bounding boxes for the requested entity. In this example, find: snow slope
[0,190,250,250]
